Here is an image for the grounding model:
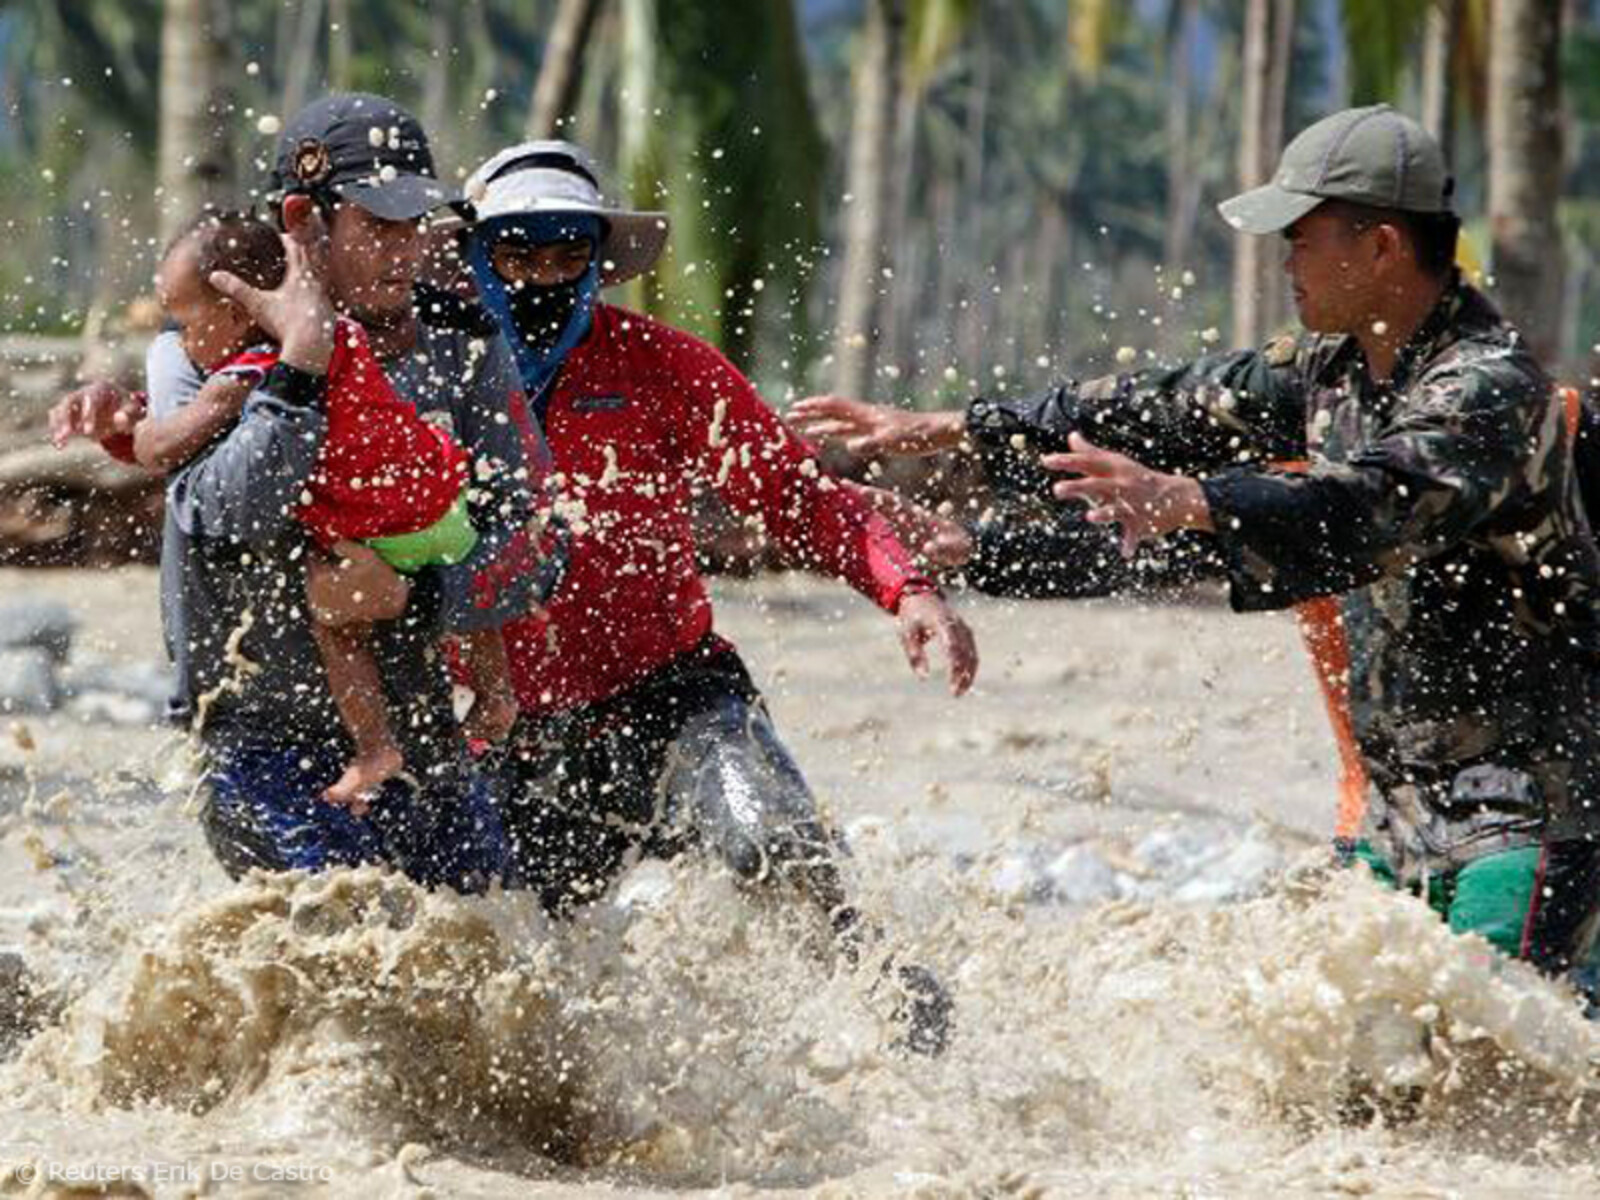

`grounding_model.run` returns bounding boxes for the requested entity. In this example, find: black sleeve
[964,344,1315,499]
[260,361,328,409]
[962,508,1225,599]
